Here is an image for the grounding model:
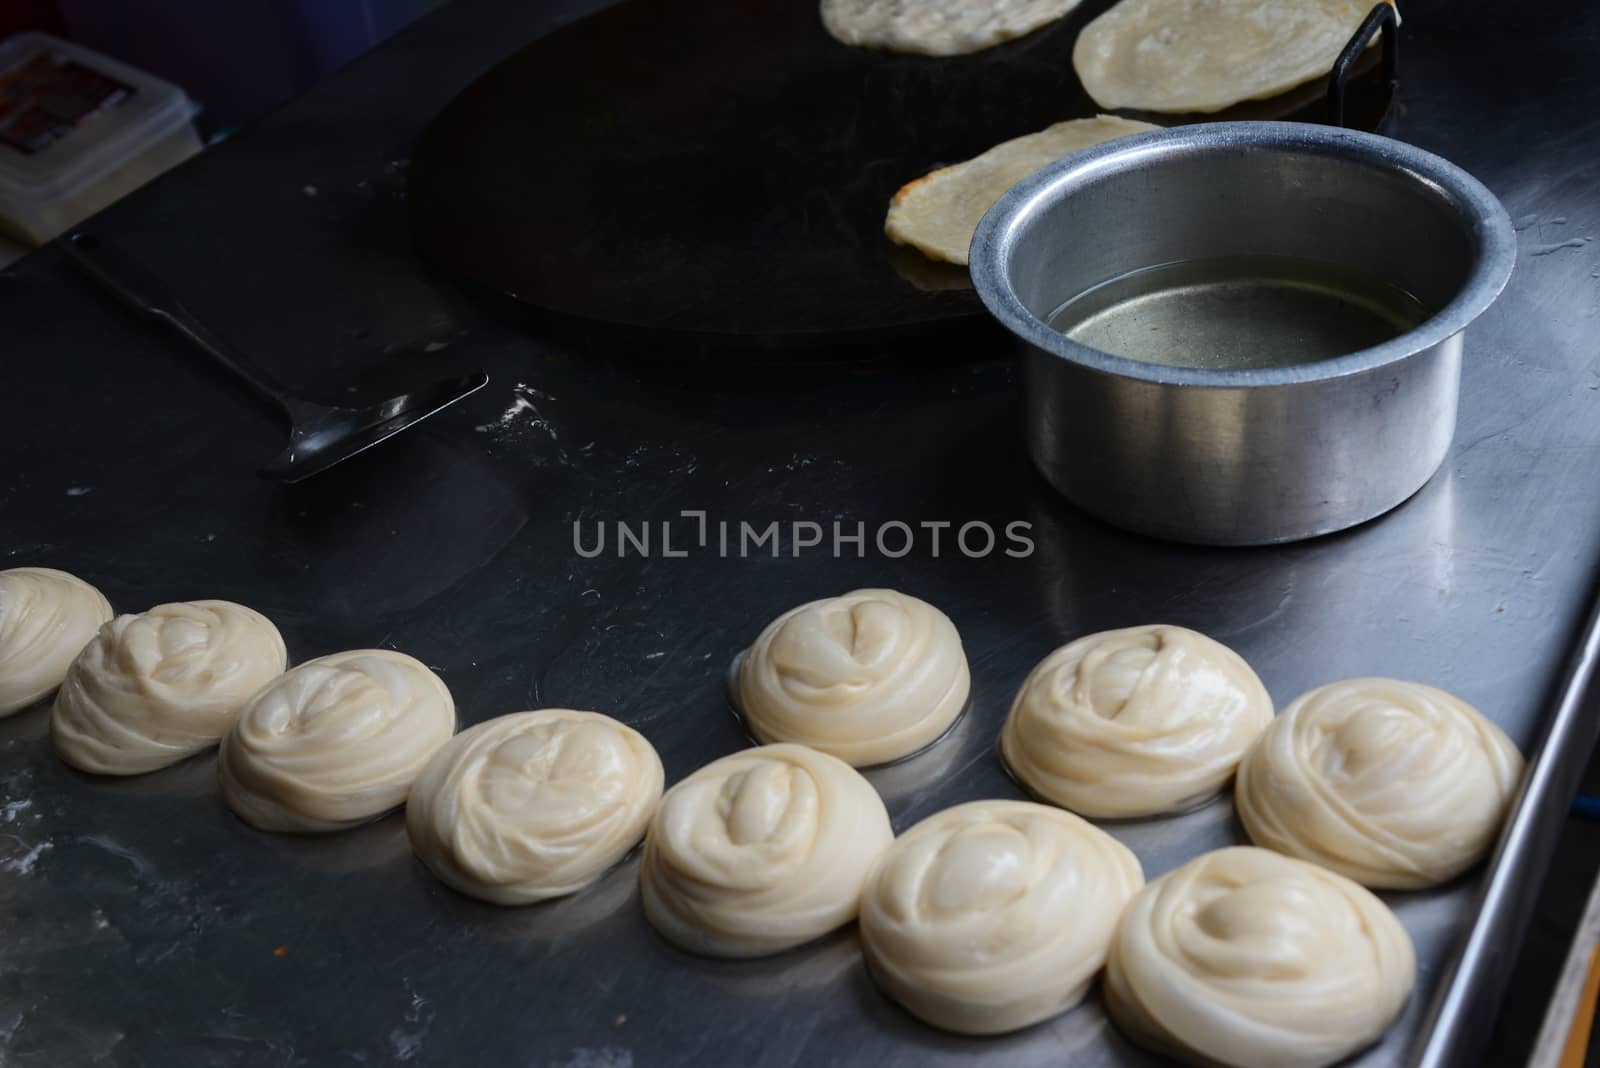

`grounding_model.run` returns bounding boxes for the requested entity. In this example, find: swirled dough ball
[737,589,969,767]
[0,567,112,717]
[1236,678,1523,889]
[640,743,893,957]
[1105,846,1415,1068]
[219,650,455,833]
[407,709,664,905]
[1000,625,1272,818]
[51,600,286,775]
[859,800,1143,1034]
